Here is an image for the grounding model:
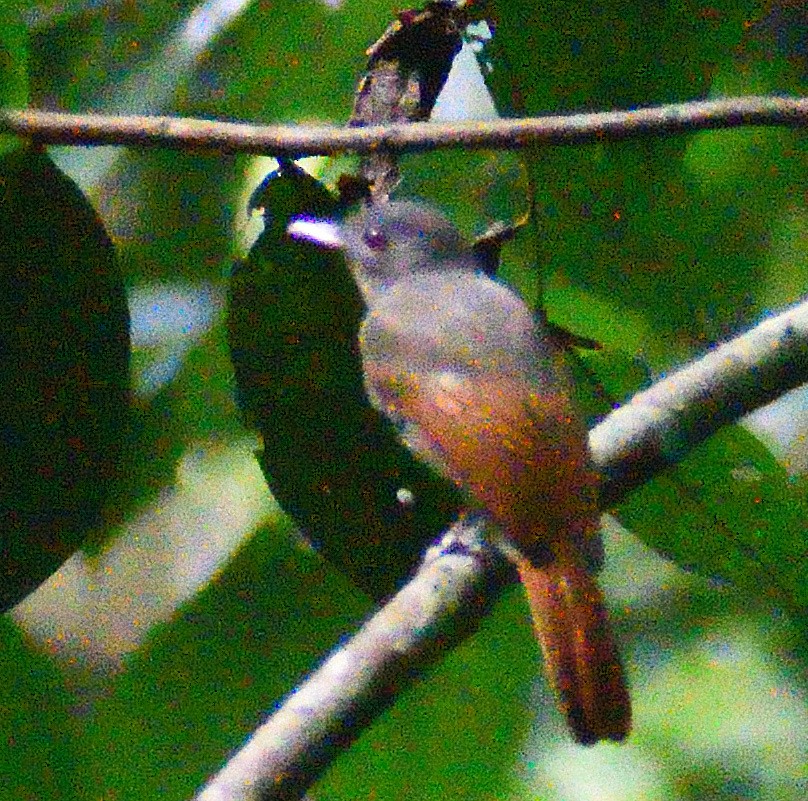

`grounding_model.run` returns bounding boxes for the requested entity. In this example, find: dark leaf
[228,161,463,600]
[0,145,130,610]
